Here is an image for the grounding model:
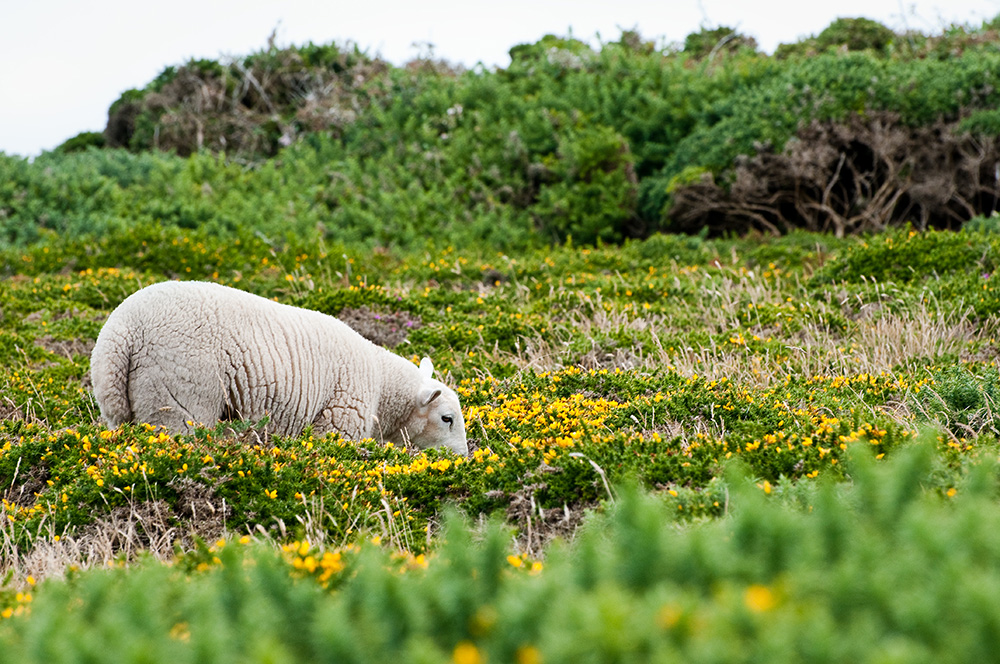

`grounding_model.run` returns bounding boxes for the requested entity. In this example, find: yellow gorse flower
[452,641,483,664]
[744,584,777,612]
